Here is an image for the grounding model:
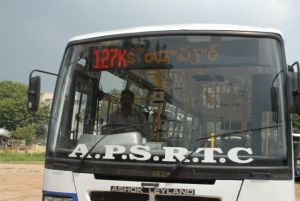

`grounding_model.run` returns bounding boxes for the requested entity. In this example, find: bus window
[99,71,126,95]
[129,83,149,113]
[50,32,287,176]
[70,91,88,140]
